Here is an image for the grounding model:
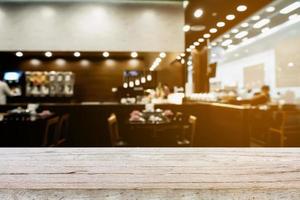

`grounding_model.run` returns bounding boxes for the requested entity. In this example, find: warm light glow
[193,41,200,46]
[159,52,166,58]
[216,22,225,27]
[235,31,248,39]
[146,74,152,81]
[183,0,189,9]
[103,52,109,58]
[183,25,191,32]
[181,59,185,64]
[176,56,181,60]
[211,42,217,46]
[45,51,52,58]
[198,38,205,42]
[280,2,300,14]
[180,53,185,57]
[16,51,23,57]
[74,52,80,57]
[186,48,191,52]
[241,22,249,28]
[223,34,230,39]
[131,52,138,58]
[237,5,247,12]
[209,28,217,33]
[261,27,270,33]
[129,81,134,88]
[253,18,270,29]
[203,33,211,38]
[251,15,260,21]
[266,6,275,13]
[231,29,239,33]
[288,62,295,67]
[221,39,232,46]
[123,82,128,88]
[135,79,140,86]
[141,77,146,83]
[194,9,203,18]
[226,14,235,20]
